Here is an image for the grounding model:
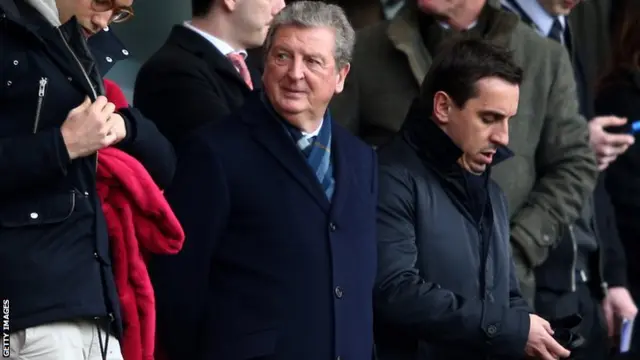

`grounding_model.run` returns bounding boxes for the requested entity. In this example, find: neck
[283,114,323,133]
[441,0,486,31]
[191,12,244,50]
